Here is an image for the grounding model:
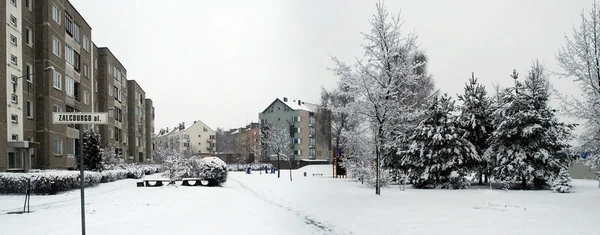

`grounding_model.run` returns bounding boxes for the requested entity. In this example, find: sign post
[53,112,108,235]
